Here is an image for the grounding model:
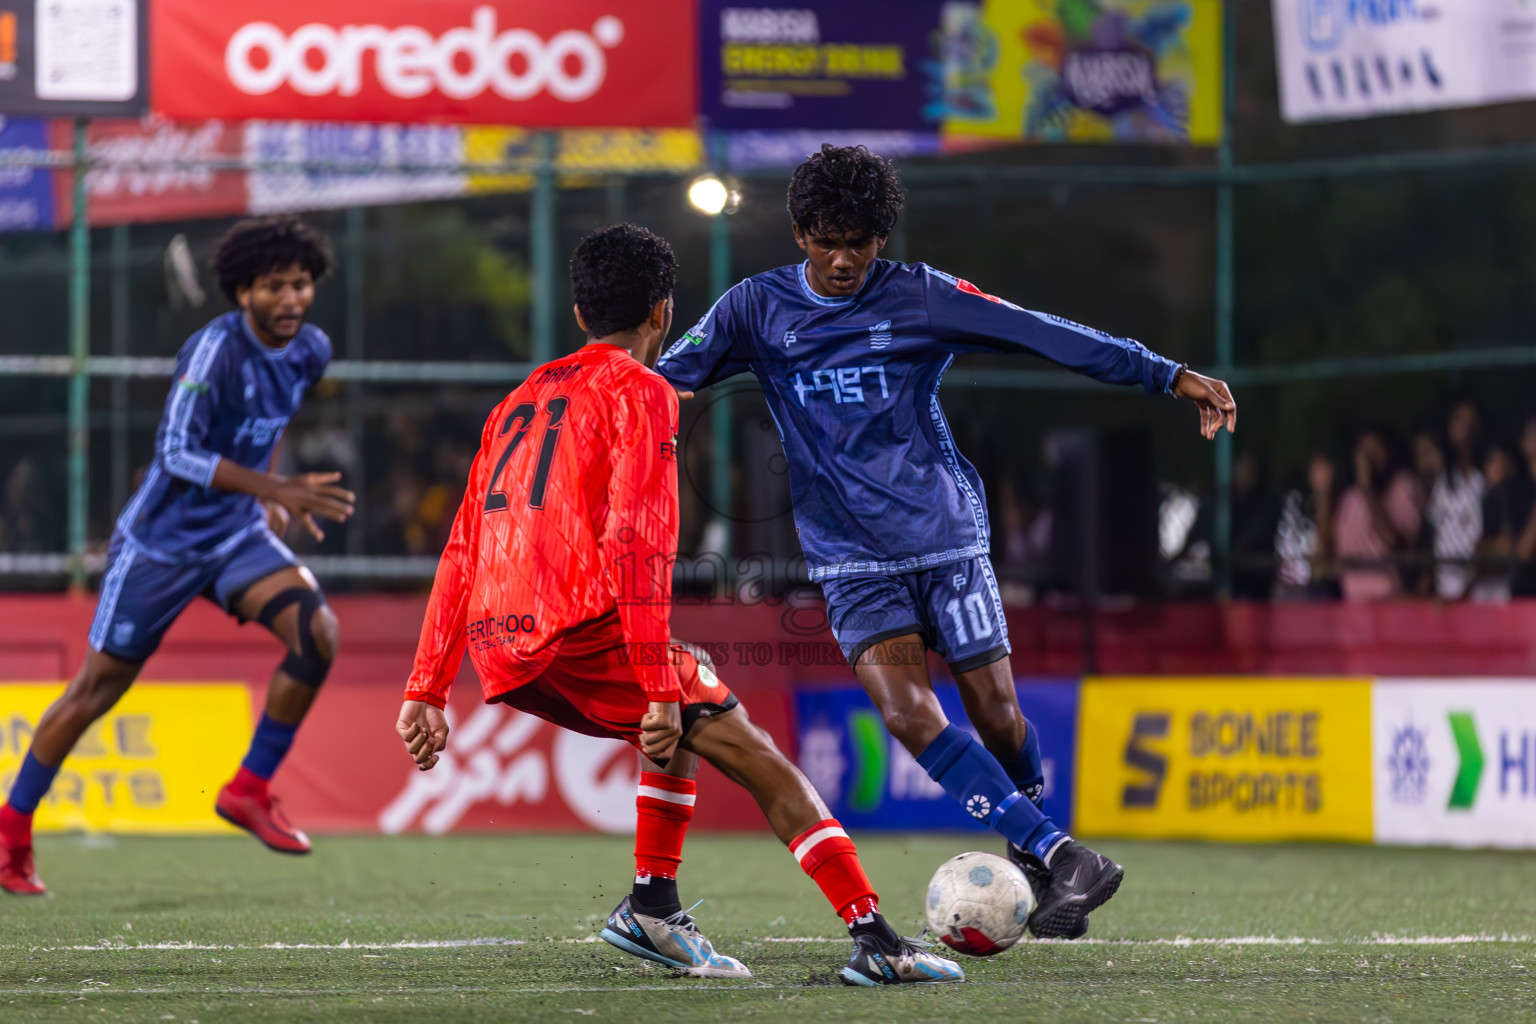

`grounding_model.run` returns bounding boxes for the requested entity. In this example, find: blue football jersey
[117,310,332,560]
[654,260,1181,582]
